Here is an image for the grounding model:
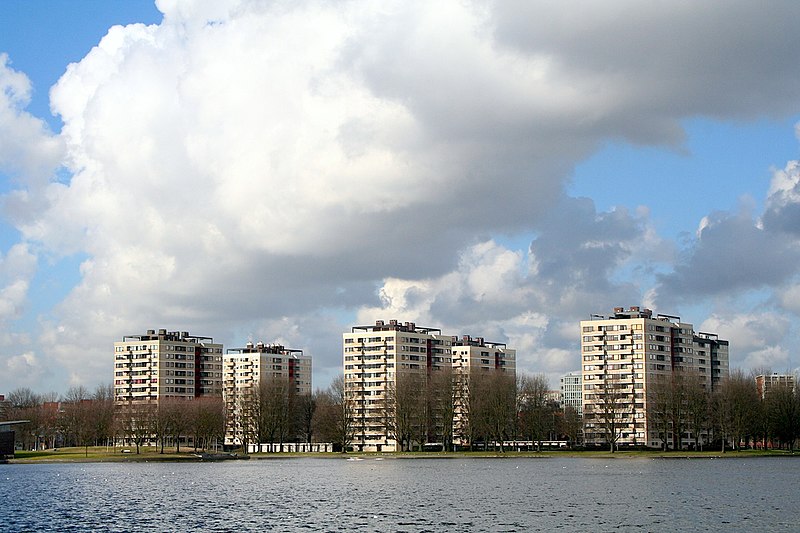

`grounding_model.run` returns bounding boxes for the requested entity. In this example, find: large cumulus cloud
[2,0,800,391]
[357,197,660,384]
